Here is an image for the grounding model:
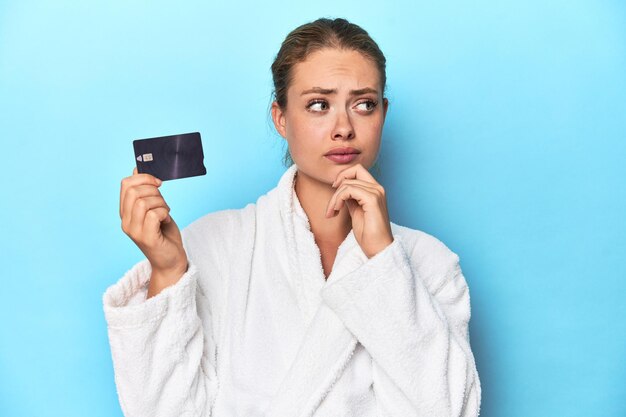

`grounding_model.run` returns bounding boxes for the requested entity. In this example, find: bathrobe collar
[276,163,370,324]
[267,163,372,416]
